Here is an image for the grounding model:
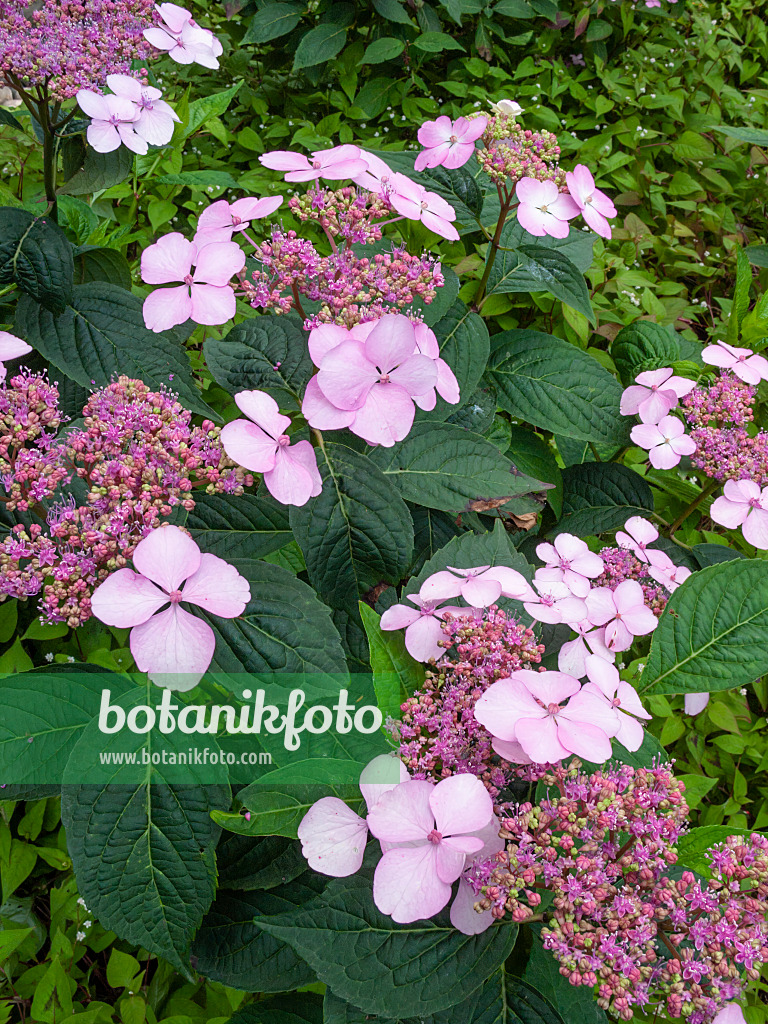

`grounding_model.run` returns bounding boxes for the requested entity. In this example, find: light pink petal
[638,388,677,424]
[367,779,434,842]
[90,568,168,627]
[523,600,562,624]
[130,604,215,691]
[421,210,459,241]
[549,193,580,220]
[230,196,283,220]
[389,355,438,398]
[403,615,445,662]
[557,636,589,677]
[116,123,148,155]
[196,200,232,233]
[745,353,768,382]
[474,679,544,742]
[194,241,245,285]
[141,232,194,284]
[583,654,620,694]
[581,204,612,239]
[518,669,581,706]
[435,358,460,404]
[414,142,453,172]
[181,552,250,617]
[586,587,617,627]
[76,90,112,119]
[297,797,367,877]
[441,142,477,170]
[220,419,278,473]
[373,846,450,923]
[364,314,417,369]
[612,580,645,613]
[604,618,634,652]
[485,566,536,601]
[142,285,191,332]
[450,879,494,935]
[133,524,201,593]
[234,390,290,437]
[380,603,421,630]
[742,507,768,549]
[665,375,696,399]
[189,282,236,326]
[461,575,502,607]
[556,717,613,762]
[685,692,710,716]
[620,384,649,417]
[259,151,311,172]
[143,25,177,51]
[417,116,455,147]
[517,715,571,764]
[348,383,415,447]
[135,107,177,146]
[649,441,682,470]
[263,445,318,507]
[701,343,736,369]
[301,375,356,430]
[430,775,493,837]
[560,688,620,737]
[630,422,664,450]
[157,2,192,33]
[307,324,352,365]
[359,754,409,813]
[317,340,377,411]
[286,440,323,499]
[710,495,748,529]
[671,434,697,457]
[491,737,532,764]
[418,570,463,603]
[515,202,547,237]
[433,842,469,884]
[625,516,658,545]
[0,332,32,361]
[86,122,122,153]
